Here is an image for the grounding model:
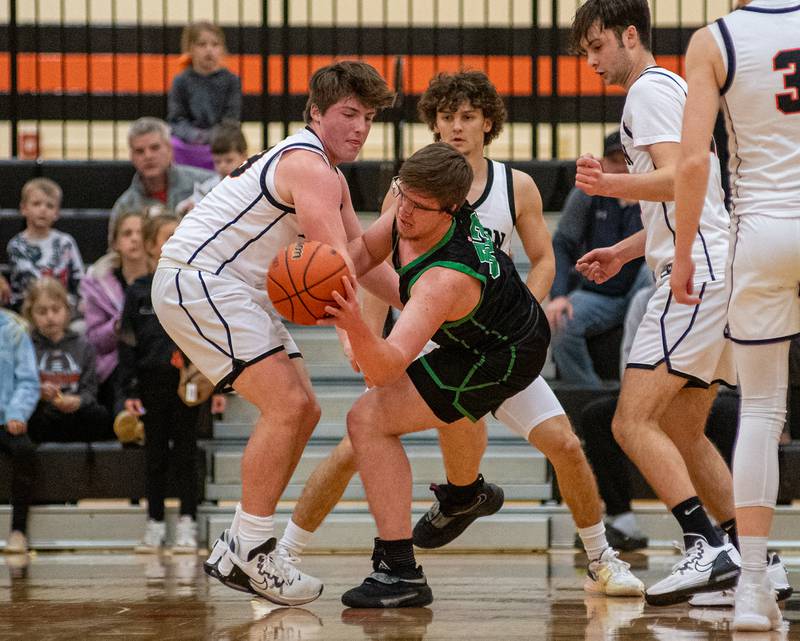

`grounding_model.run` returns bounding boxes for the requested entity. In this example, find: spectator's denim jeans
[551,289,629,388]
[552,264,653,388]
